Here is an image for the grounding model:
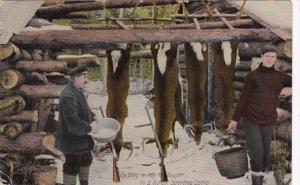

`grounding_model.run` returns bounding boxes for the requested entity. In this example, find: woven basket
[214,147,248,179]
